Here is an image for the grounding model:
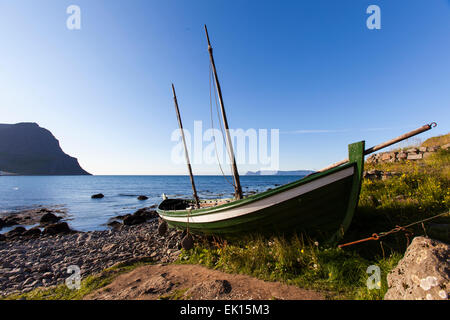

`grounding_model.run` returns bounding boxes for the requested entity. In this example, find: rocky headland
[0,123,90,175]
